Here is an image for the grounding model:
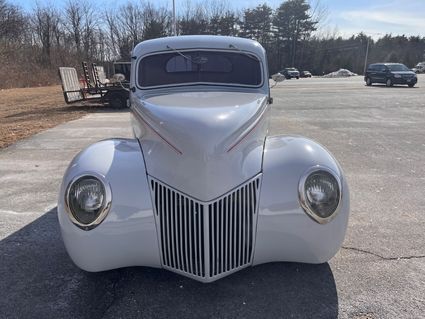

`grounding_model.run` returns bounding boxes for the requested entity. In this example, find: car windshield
[387,64,409,71]
[286,68,297,71]
[138,50,262,88]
